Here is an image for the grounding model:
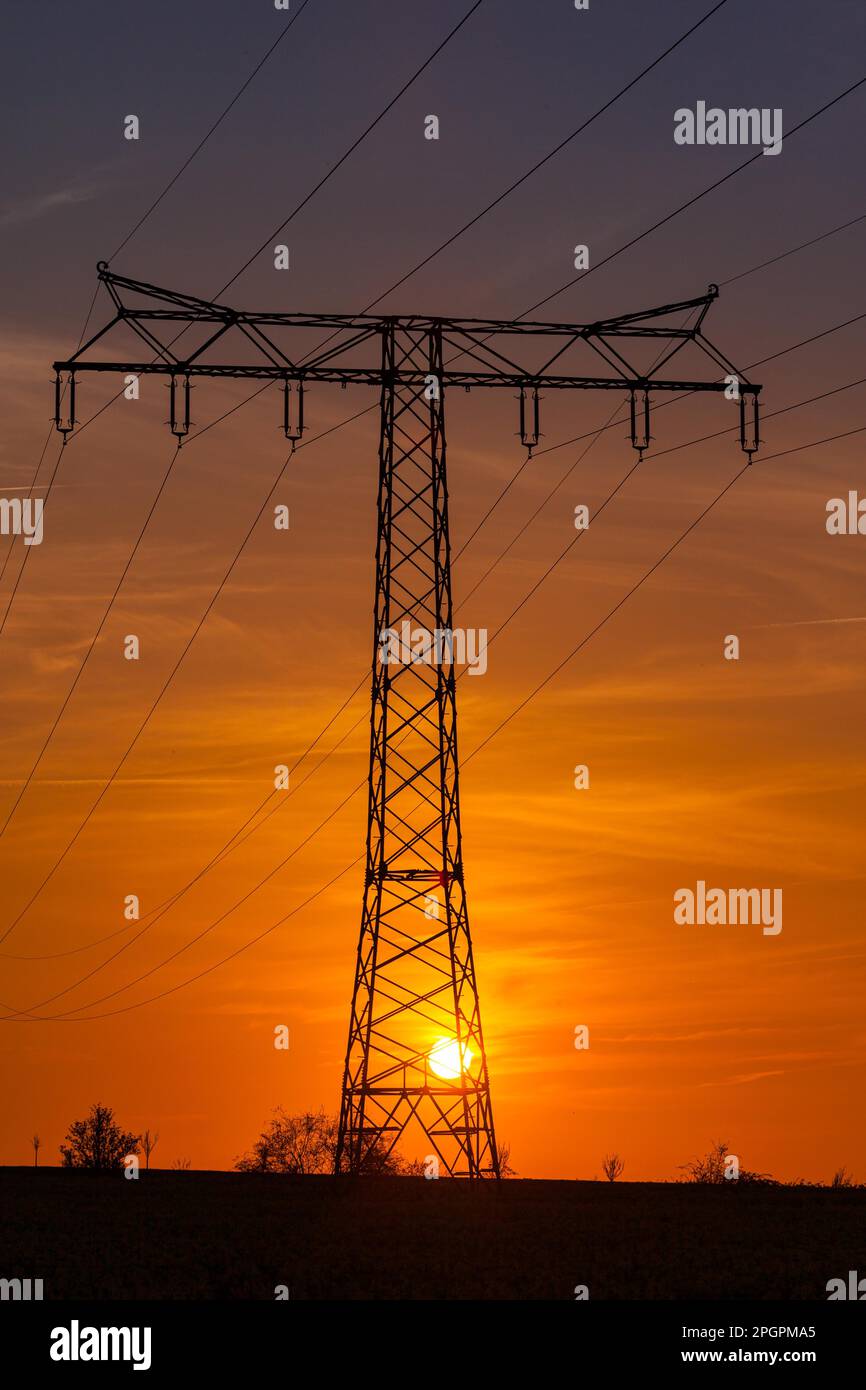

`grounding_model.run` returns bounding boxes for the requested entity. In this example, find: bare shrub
[831,1166,855,1189]
[602,1153,625,1182]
